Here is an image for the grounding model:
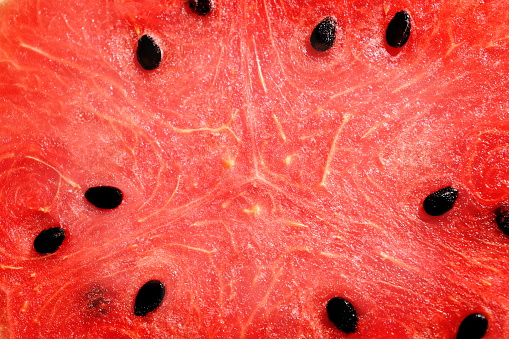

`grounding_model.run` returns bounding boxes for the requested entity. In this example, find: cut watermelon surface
[1,0,509,338]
